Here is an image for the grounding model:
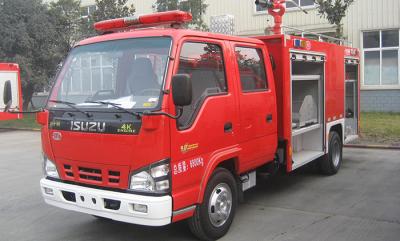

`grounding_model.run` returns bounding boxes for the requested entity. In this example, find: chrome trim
[289,49,327,57]
[172,205,196,216]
